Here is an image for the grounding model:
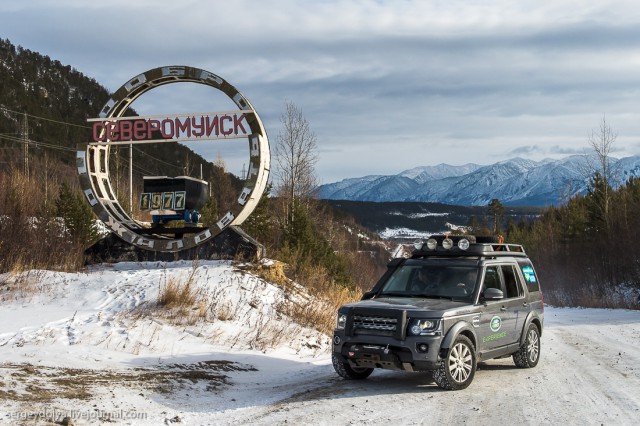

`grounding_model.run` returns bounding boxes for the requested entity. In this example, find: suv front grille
[353,315,397,335]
